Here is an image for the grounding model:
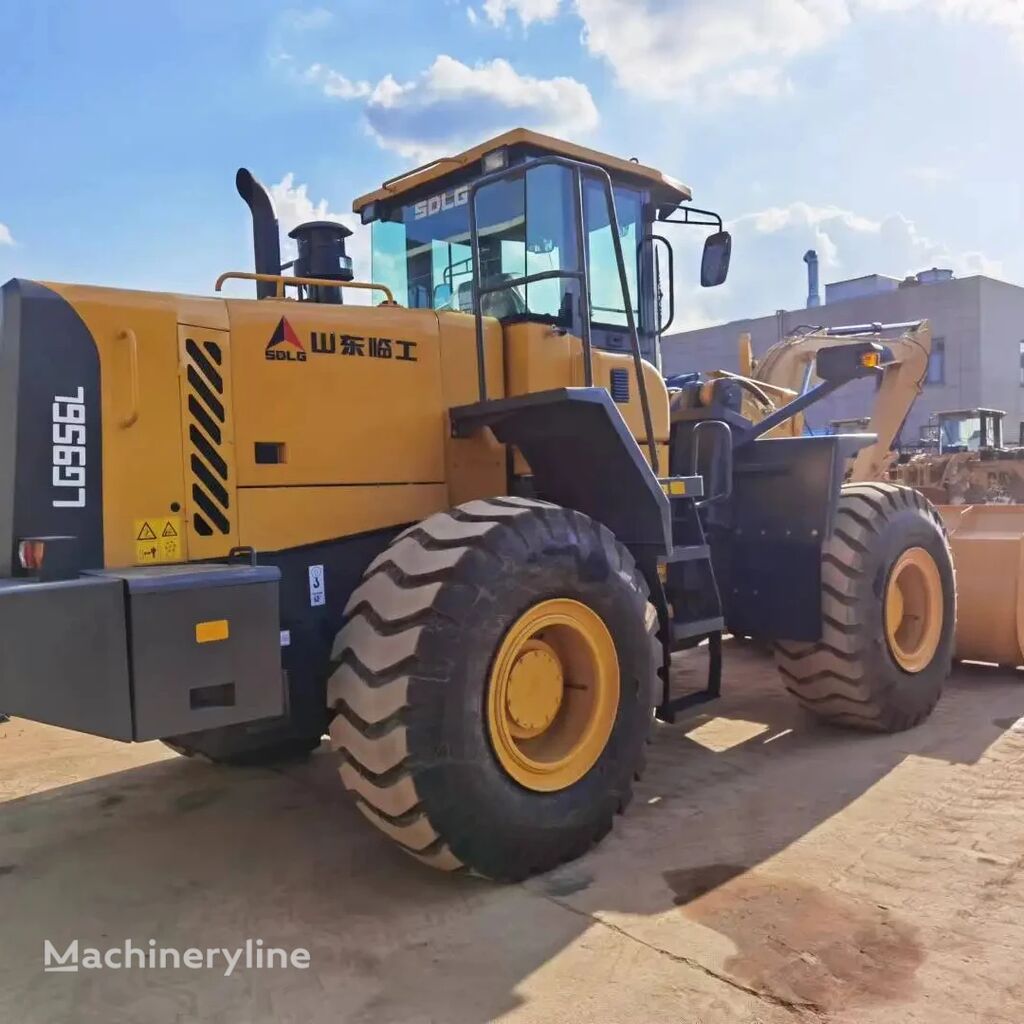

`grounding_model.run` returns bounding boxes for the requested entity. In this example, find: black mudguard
[710,434,872,641]
[451,387,672,557]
